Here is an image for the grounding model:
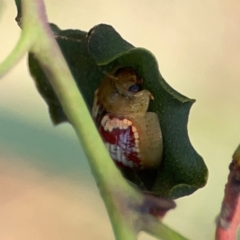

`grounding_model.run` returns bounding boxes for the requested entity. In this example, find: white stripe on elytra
[101,115,109,126]
[105,142,134,168]
[101,115,130,132]
[102,116,140,167]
